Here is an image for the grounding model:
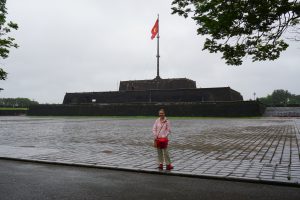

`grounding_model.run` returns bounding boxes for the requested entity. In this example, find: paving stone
[1,116,300,185]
